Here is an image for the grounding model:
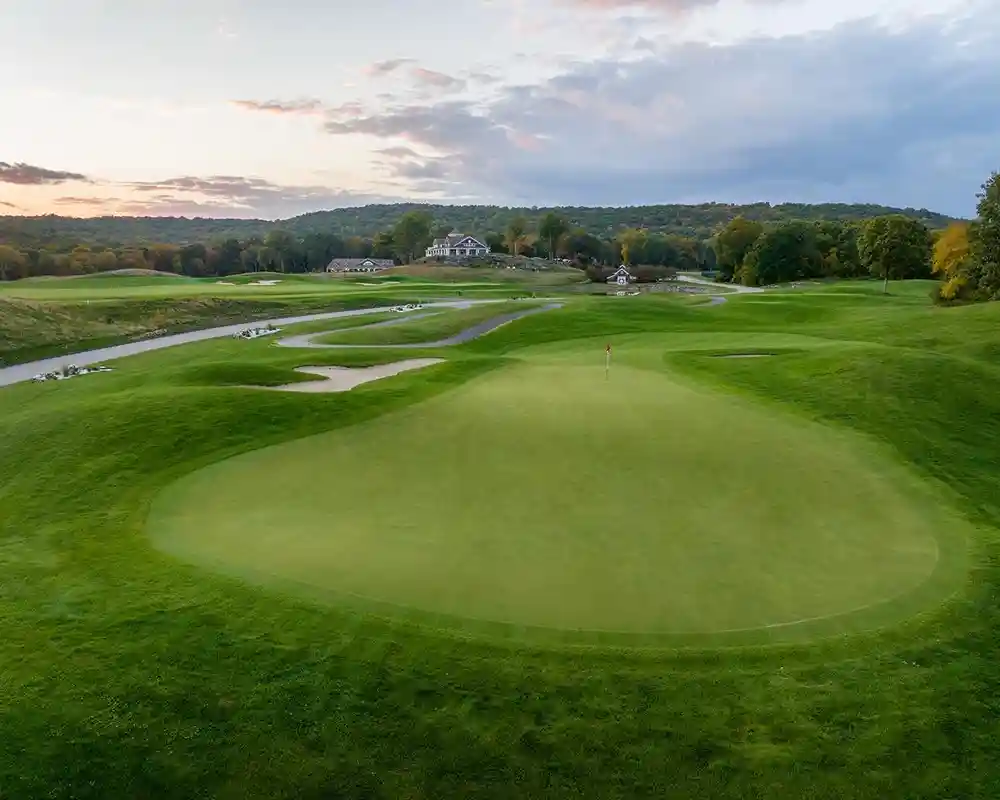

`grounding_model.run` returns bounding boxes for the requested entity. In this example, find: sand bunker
[263,359,444,393]
[713,353,774,359]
